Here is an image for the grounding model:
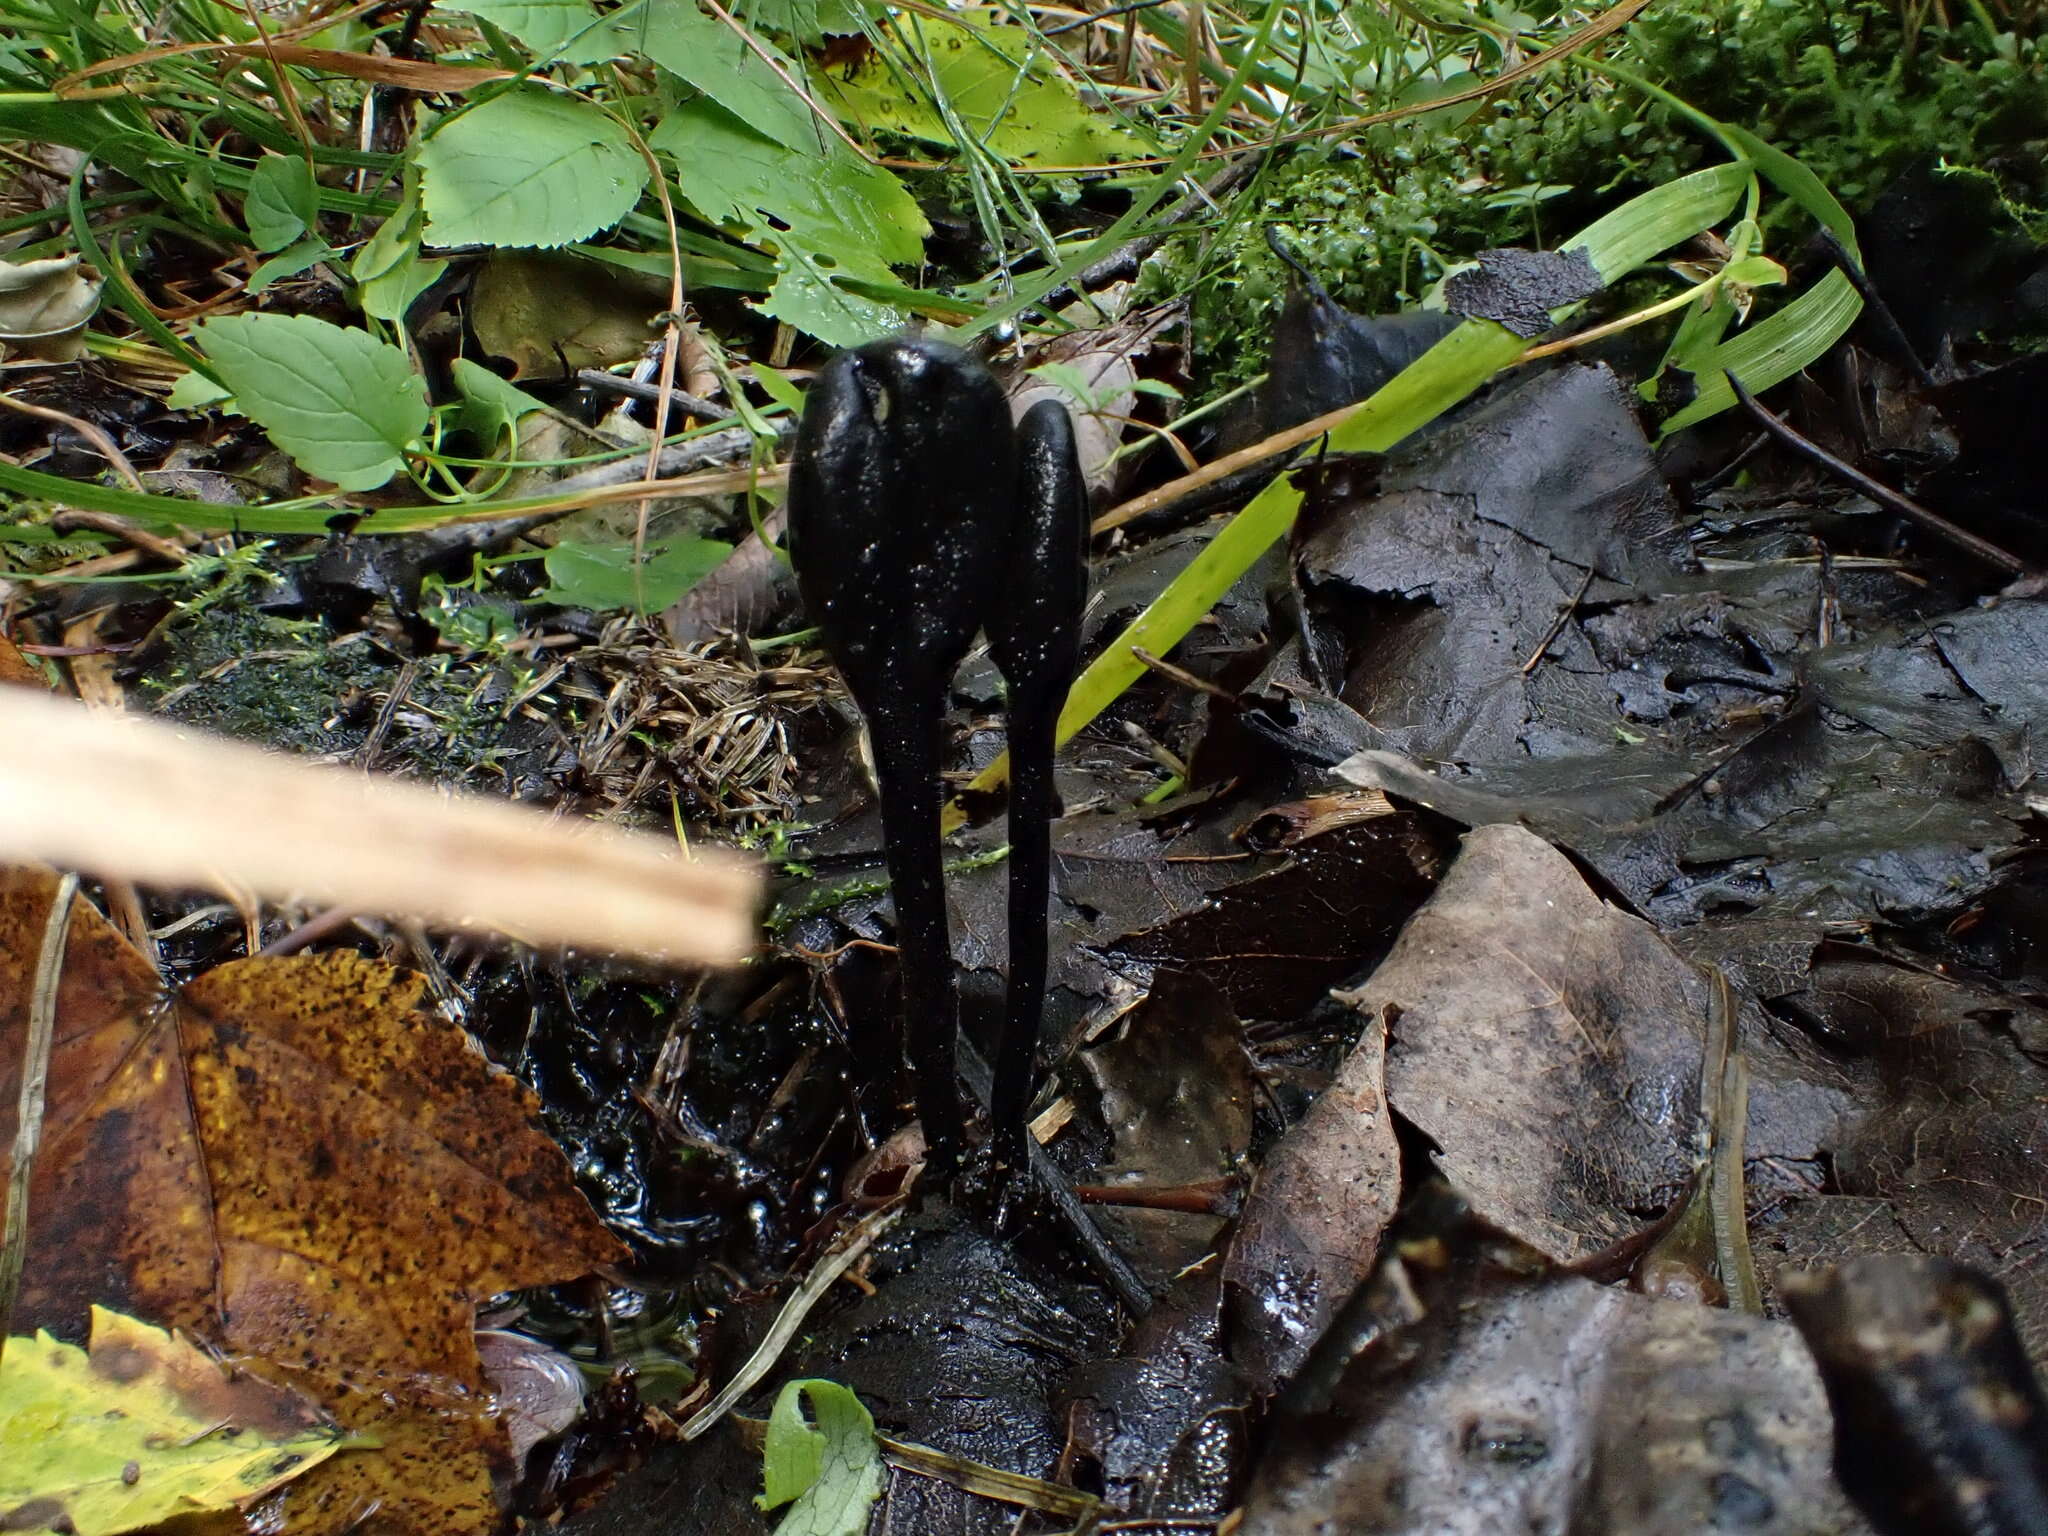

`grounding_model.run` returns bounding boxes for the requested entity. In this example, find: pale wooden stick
[0,688,759,967]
